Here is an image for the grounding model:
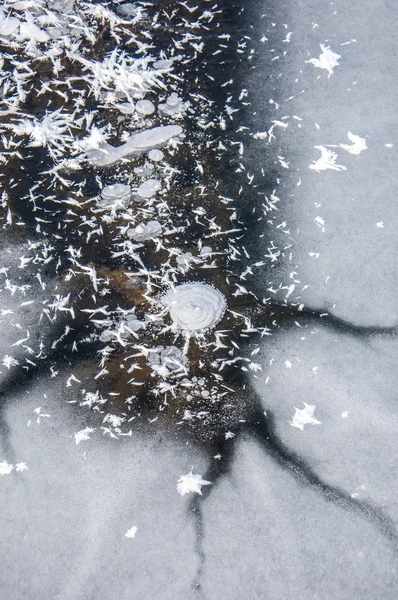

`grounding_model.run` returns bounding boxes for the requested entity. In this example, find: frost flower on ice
[290,403,322,431]
[309,146,347,173]
[0,461,14,475]
[339,132,367,155]
[2,355,19,369]
[11,110,75,158]
[306,44,341,77]
[75,427,95,445]
[125,526,138,539]
[15,463,28,473]
[77,49,166,101]
[177,470,212,496]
